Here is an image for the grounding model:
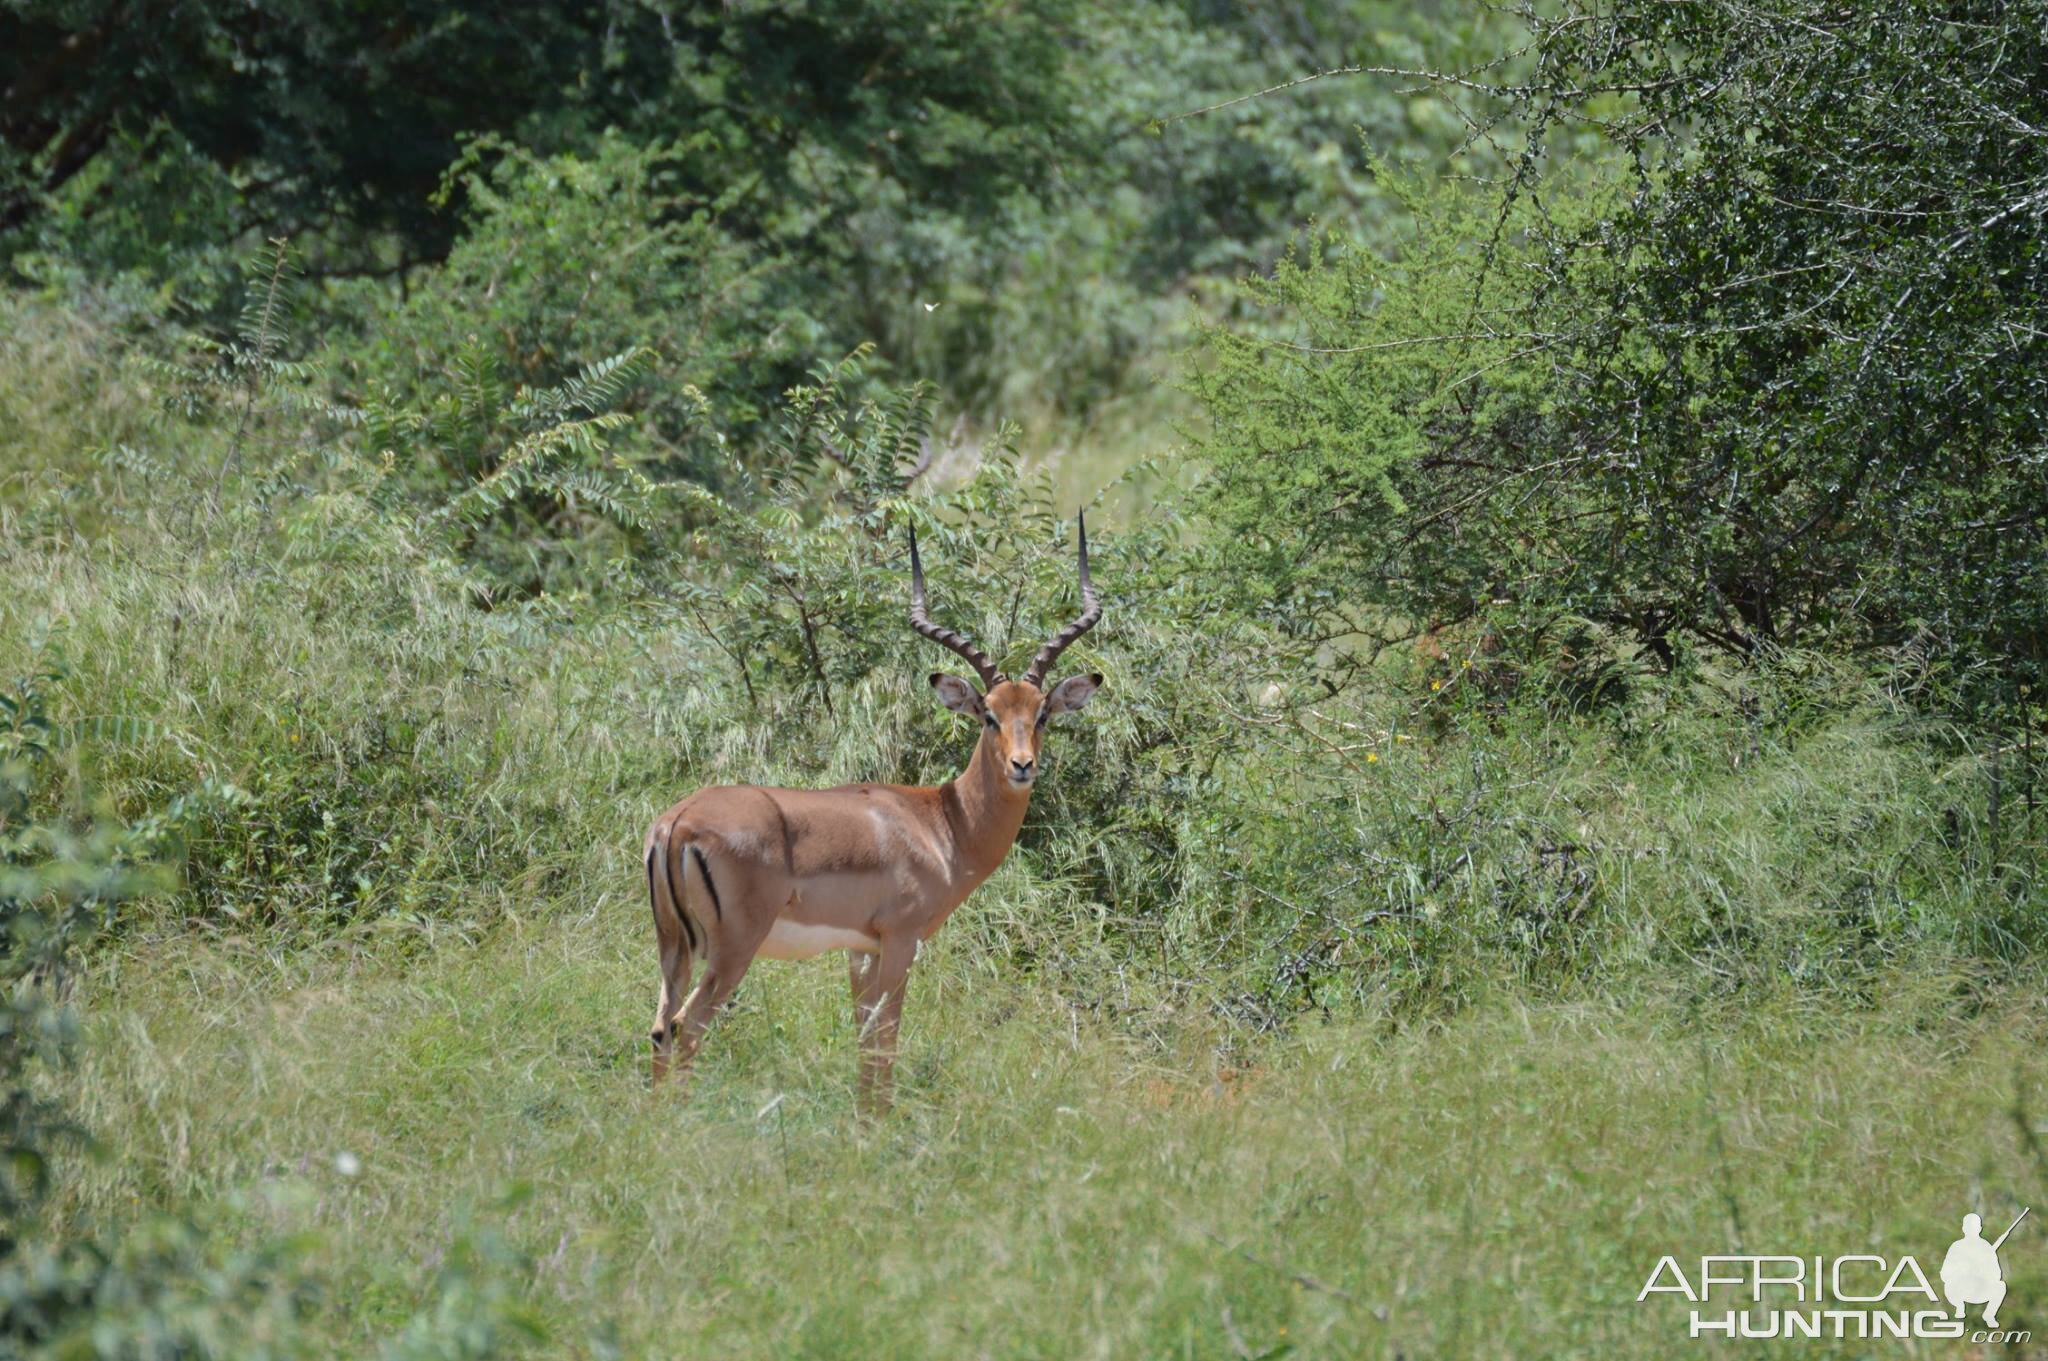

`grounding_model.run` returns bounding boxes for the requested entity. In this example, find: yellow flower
[1430,679,1442,691]
[1366,751,1378,763]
